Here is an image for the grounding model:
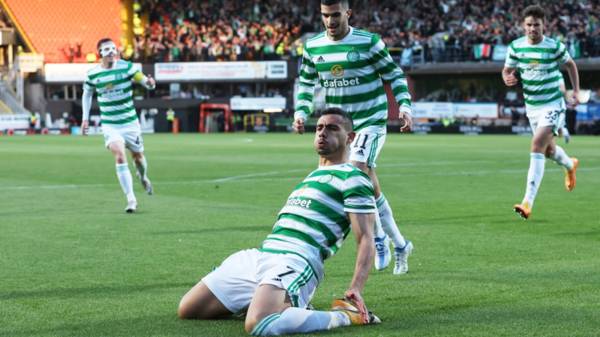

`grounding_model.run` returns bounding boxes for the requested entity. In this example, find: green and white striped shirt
[261,163,376,280]
[505,36,570,111]
[83,60,140,125]
[295,27,411,131]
